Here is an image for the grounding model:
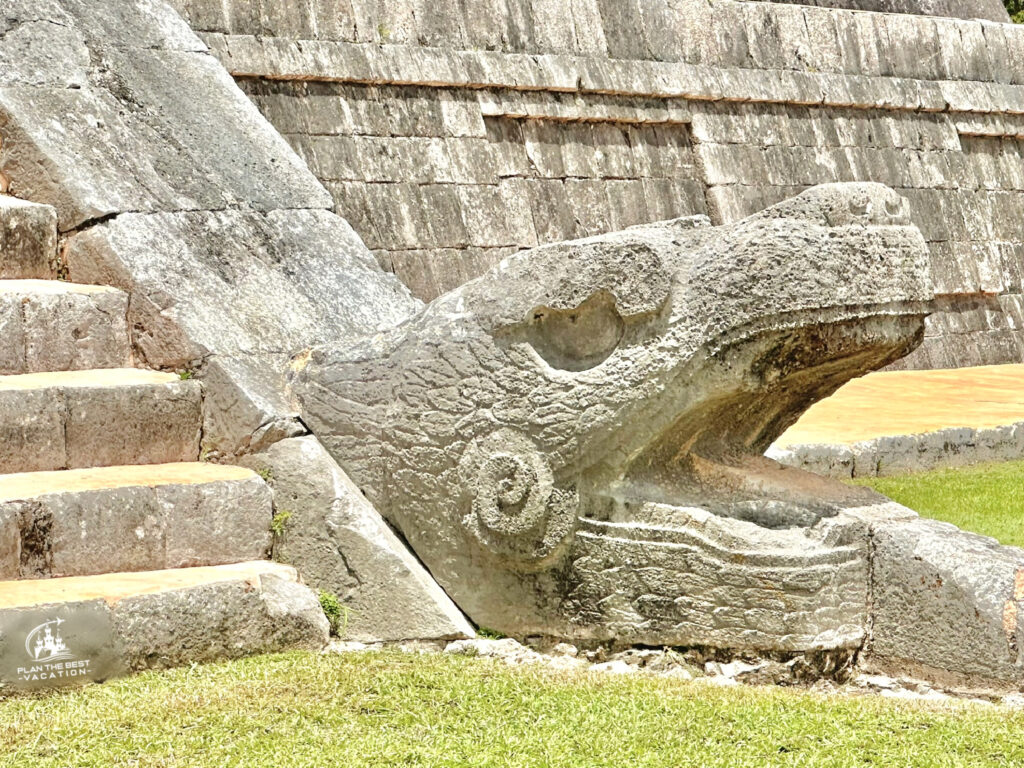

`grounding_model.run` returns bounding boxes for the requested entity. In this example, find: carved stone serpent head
[293,183,933,650]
